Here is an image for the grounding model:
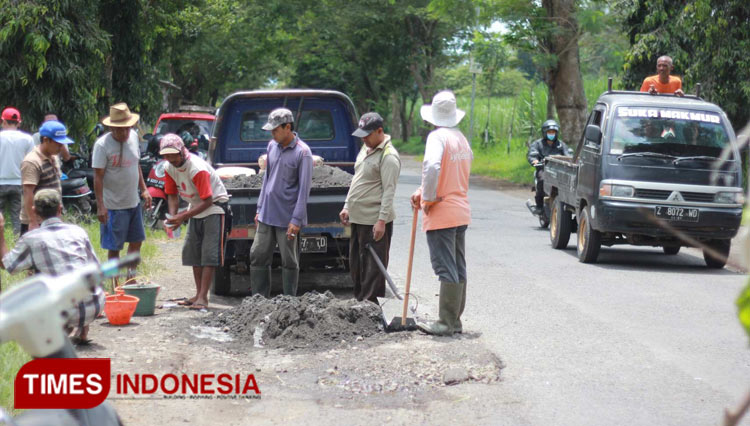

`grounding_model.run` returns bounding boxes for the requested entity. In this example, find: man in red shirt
[640,56,684,96]
[160,133,229,310]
